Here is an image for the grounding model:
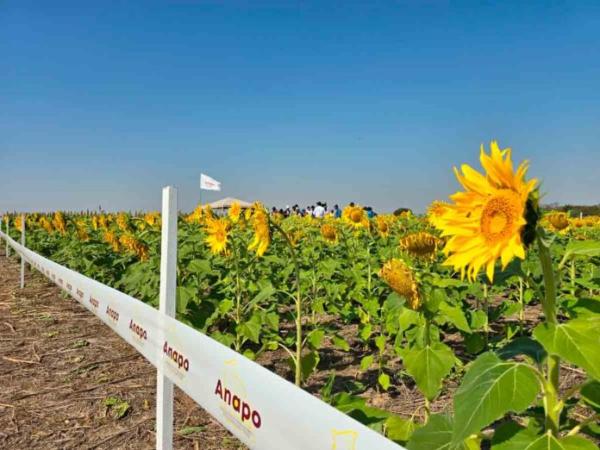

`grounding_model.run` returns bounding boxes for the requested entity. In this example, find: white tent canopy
[204,197,253,210]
